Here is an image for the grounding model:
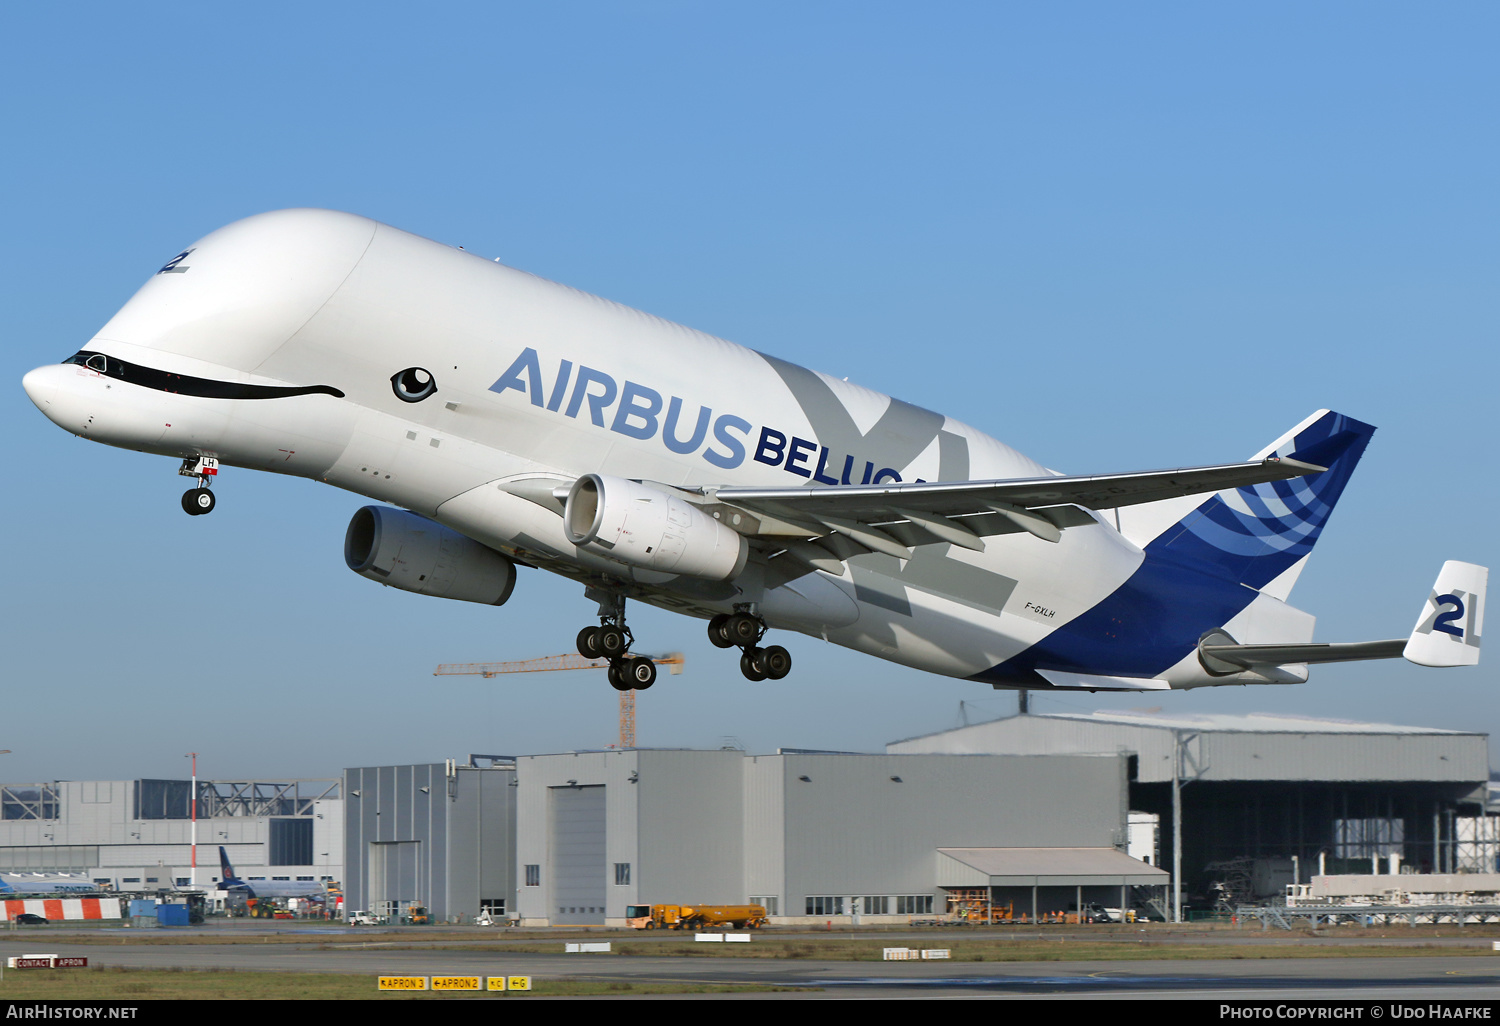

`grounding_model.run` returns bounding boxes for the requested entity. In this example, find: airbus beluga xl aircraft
[21,209,1486,693]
